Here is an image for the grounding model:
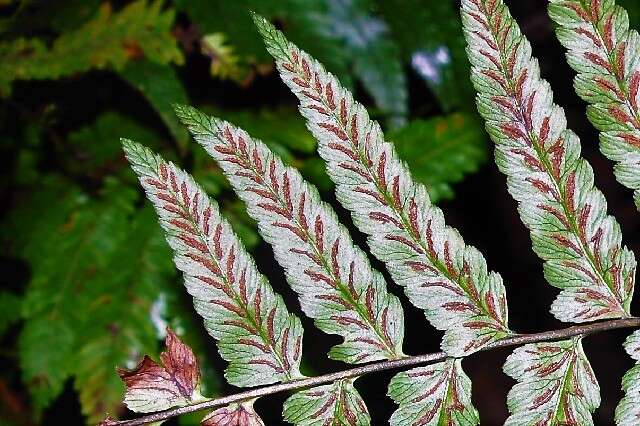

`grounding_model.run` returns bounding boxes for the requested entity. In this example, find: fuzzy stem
[110,317,640,425]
